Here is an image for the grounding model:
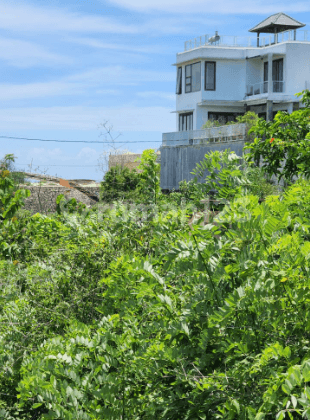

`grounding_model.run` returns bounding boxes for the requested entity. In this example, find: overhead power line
[0,135,162,144]
[15,163,100,167]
